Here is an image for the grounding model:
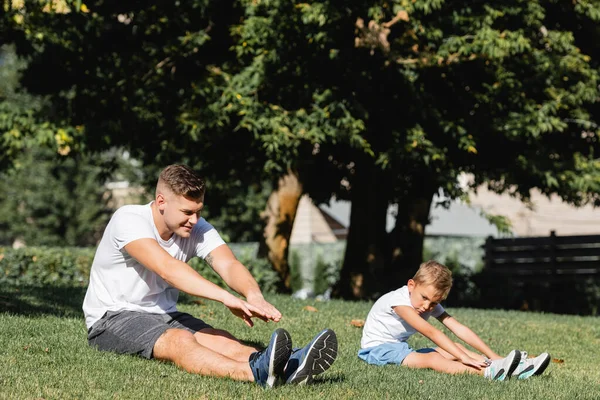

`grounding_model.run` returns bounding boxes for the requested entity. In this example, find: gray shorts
[87,310,212,359]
